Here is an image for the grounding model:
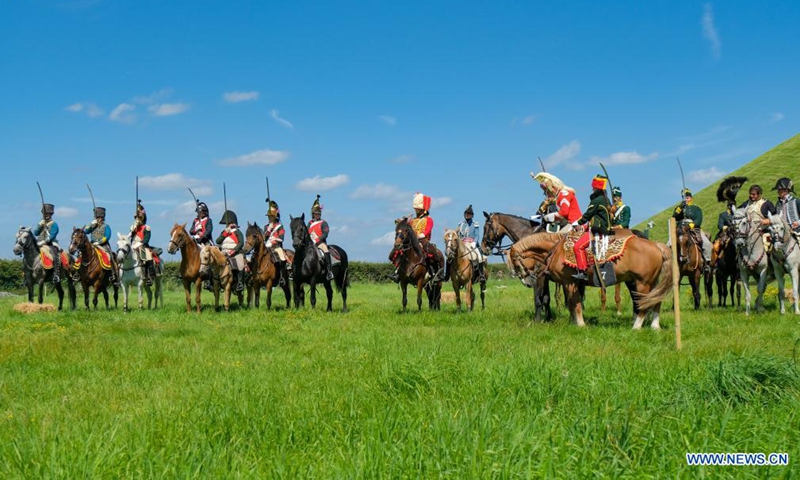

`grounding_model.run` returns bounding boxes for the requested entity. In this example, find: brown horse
[509,232,672,329]
[199,246,244,312]
[391,218,442,311]
[69,227,113,309]
[243,222,291,310]
[444,229,486,311]
[711,231,741,307]
[675,221,709,310]
[167,223,214,313]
